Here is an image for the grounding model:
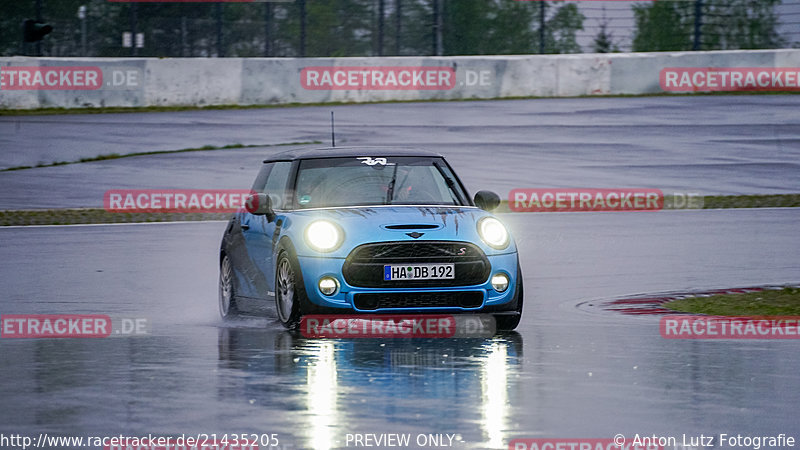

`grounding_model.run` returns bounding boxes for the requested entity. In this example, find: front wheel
[275,250,307,329]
